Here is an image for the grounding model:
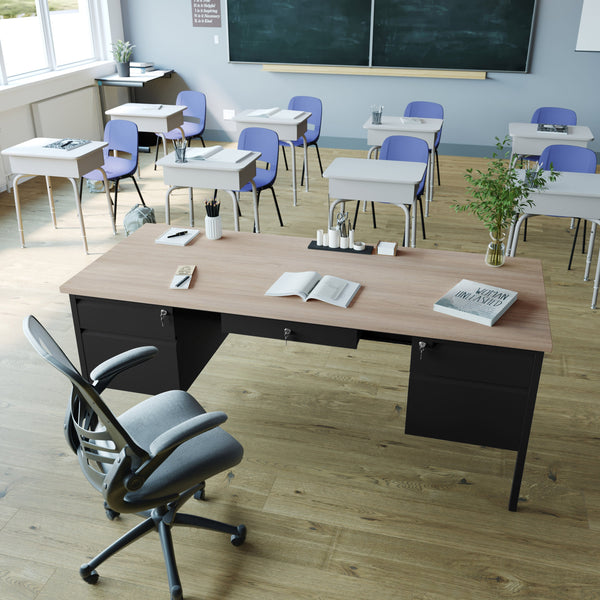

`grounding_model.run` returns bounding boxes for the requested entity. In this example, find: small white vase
[205,215,222,240]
